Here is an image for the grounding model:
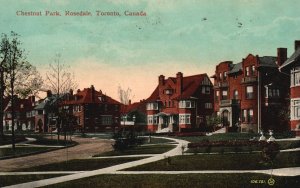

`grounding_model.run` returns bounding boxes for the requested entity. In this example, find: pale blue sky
[0,0,299,101]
